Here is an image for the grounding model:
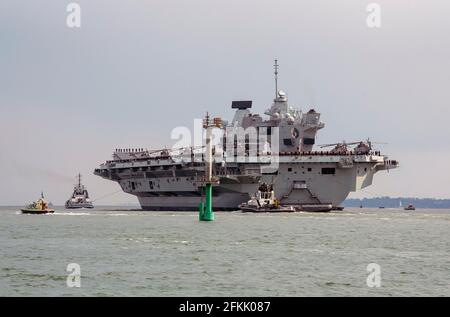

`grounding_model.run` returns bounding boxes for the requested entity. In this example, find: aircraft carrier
[94,61,399,211]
